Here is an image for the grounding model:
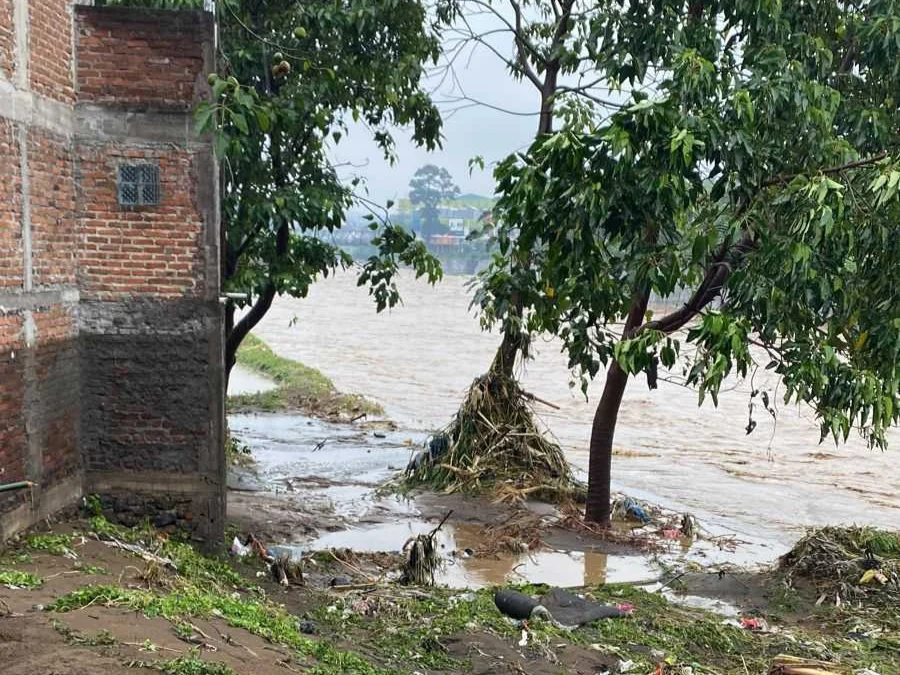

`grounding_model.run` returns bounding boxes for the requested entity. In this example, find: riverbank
[227,335,382,421]
[1,514,896,675]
